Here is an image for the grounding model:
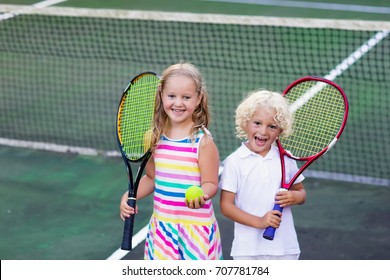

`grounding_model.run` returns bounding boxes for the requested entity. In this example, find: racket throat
[327,138,338,152]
